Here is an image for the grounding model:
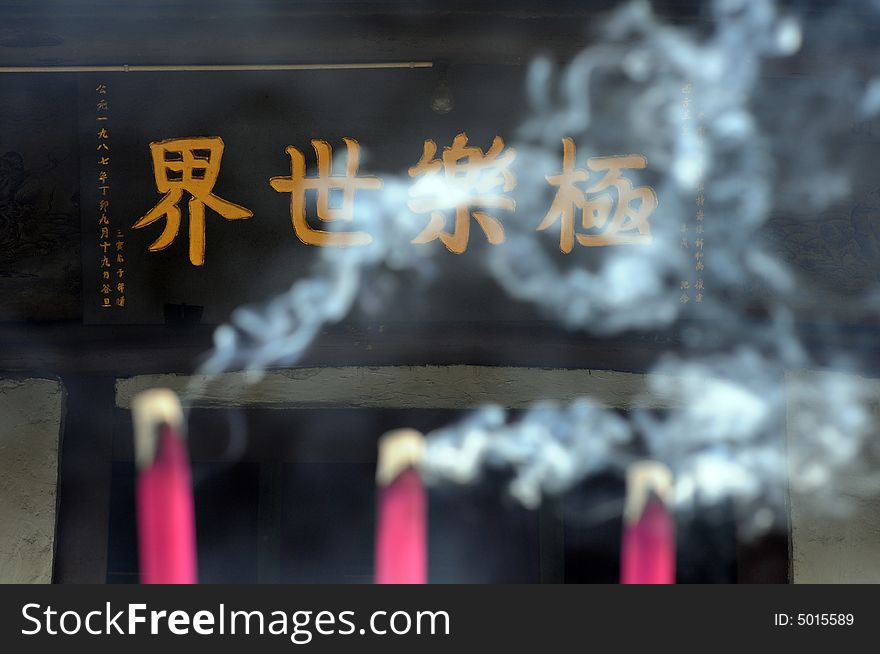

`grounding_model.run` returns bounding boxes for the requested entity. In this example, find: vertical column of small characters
[694,108,706,303]
[96,83,125,310]
[96,83,112,308]
[679,82,693,306]
[116,224,126,308]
